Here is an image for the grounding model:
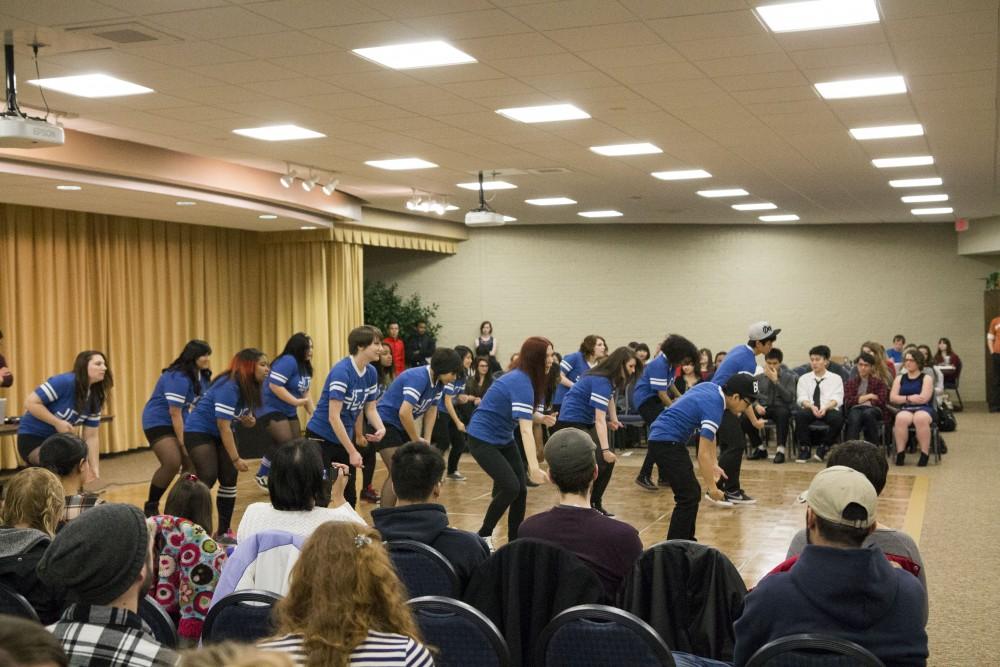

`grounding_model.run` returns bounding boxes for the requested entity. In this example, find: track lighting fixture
[278,163,339,195]
[405,190,453,216]
[301,172,316,192]
[321,178,339,196]
[280,172,296,188]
